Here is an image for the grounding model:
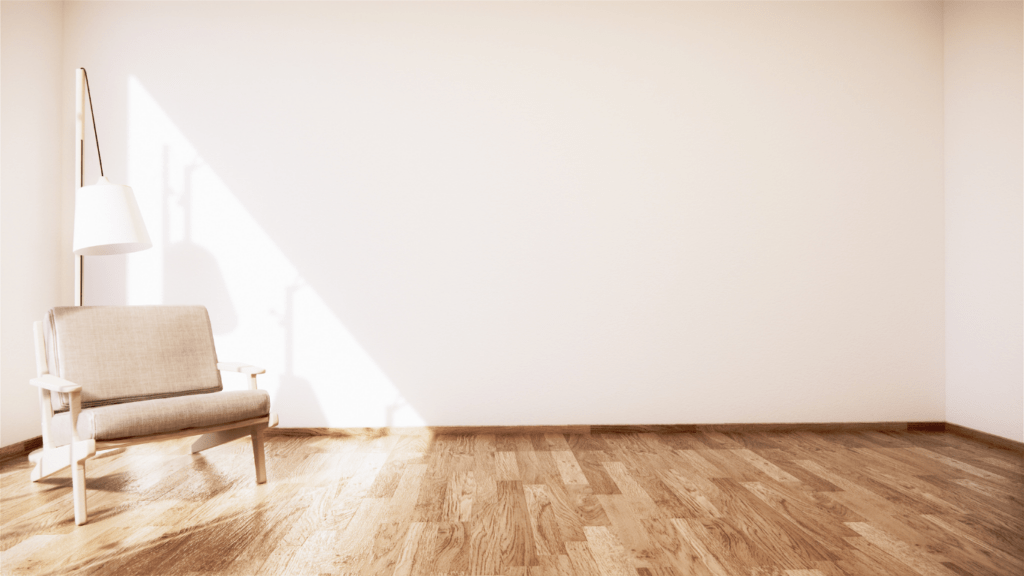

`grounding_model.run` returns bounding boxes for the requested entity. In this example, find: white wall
[54,1,947,429]
[51,1,950,429]
[1,1,66,446]
[944,1,1024,443]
